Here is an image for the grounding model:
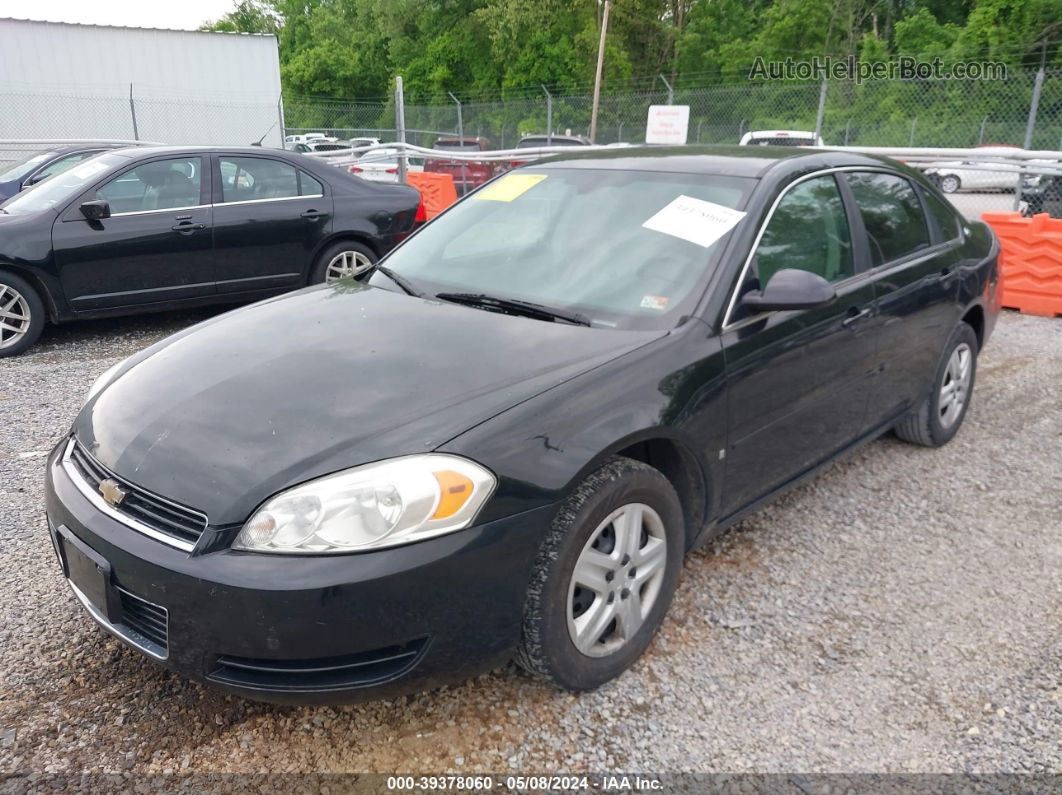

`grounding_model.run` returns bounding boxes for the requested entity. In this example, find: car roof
[109,145,303,159]
[521,134,586,142]
[530,144,901,179]
[745,130,817,137]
